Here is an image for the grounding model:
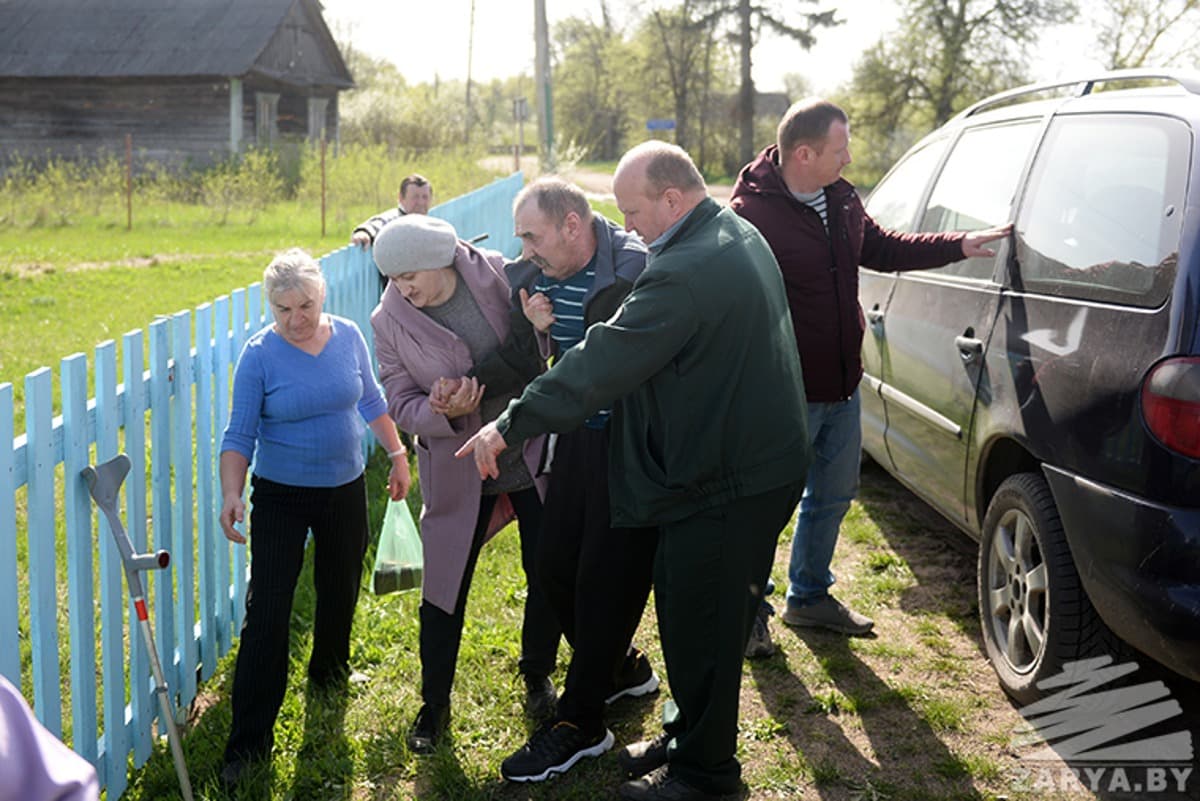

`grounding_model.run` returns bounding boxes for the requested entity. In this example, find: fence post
[125,134,132,231]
